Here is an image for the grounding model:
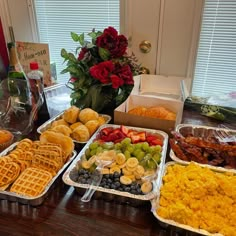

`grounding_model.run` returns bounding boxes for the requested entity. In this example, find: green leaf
[67,53,77,63]
[61,48,68,59]
[98,47,110,61]
[78,33,85,46]
[71,32,80,42]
